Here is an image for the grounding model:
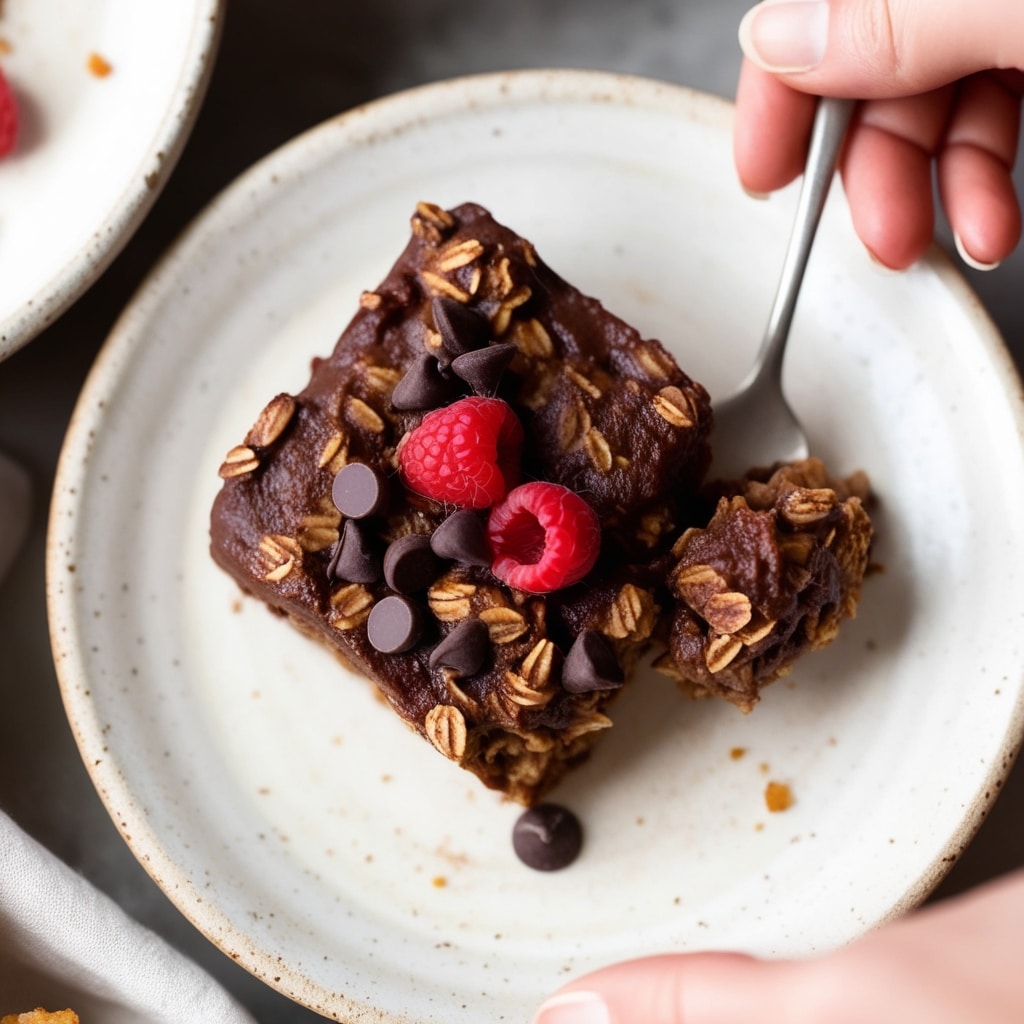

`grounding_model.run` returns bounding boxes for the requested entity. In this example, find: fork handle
[758,96,855,383]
